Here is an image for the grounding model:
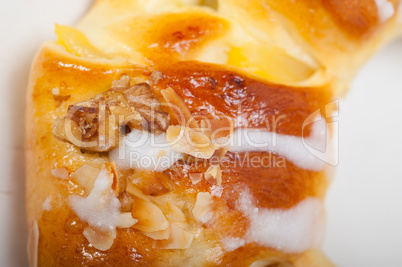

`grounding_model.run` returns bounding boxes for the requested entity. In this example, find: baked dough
[25,0,400,266]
